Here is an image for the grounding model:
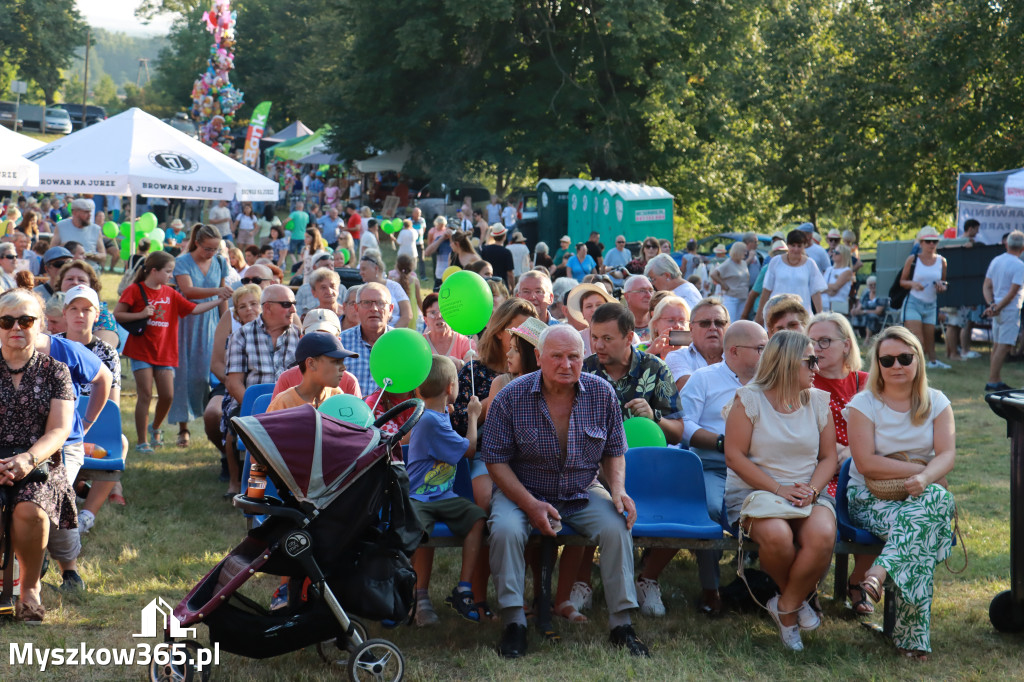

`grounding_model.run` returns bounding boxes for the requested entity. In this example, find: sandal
[847,585,875,615]
[474,601,497,621]
[135,442,154,454]
[860,574,883,603]
[445,587,480,623]
[148,424,164,448]
[176,429,190,448]
[555,600,588,623]
[898,648,929,661]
